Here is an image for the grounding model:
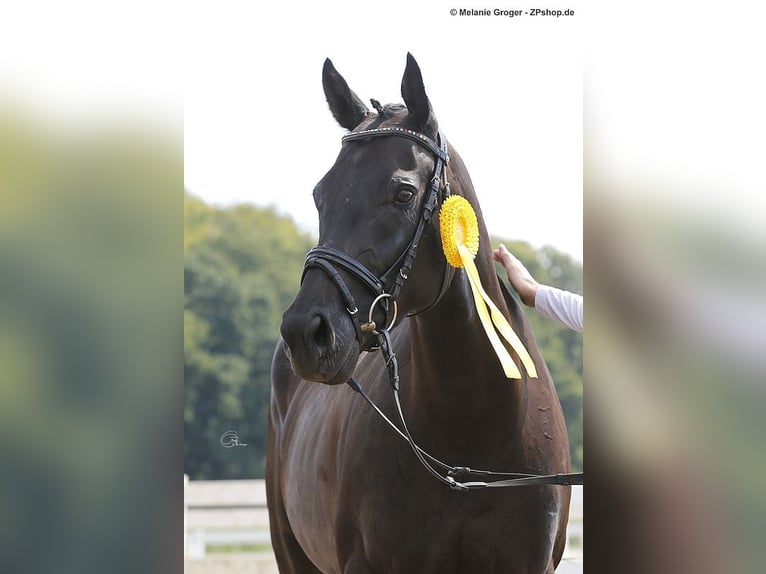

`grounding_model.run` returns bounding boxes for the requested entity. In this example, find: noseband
[302,126,451,347]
